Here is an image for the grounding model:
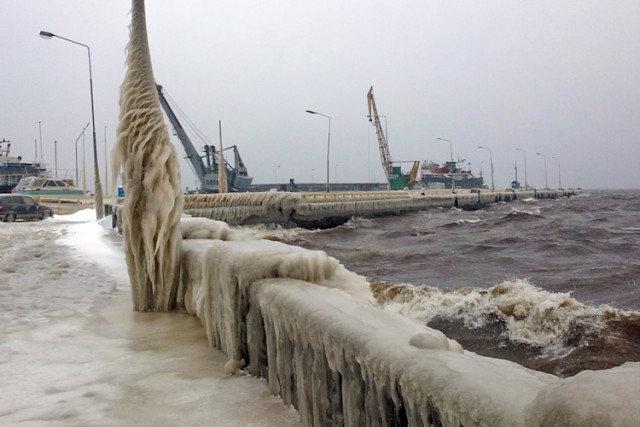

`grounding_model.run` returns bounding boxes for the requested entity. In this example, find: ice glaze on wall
[177,217,639,426]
